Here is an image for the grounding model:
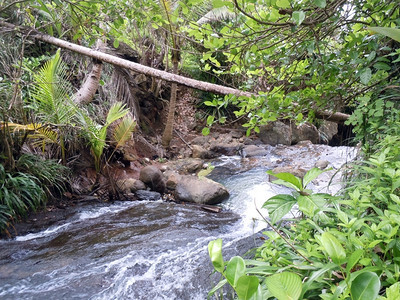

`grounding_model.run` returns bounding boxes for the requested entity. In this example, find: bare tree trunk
[0,21,350,122]
[161,61,179,147]
[74,40,105,105]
